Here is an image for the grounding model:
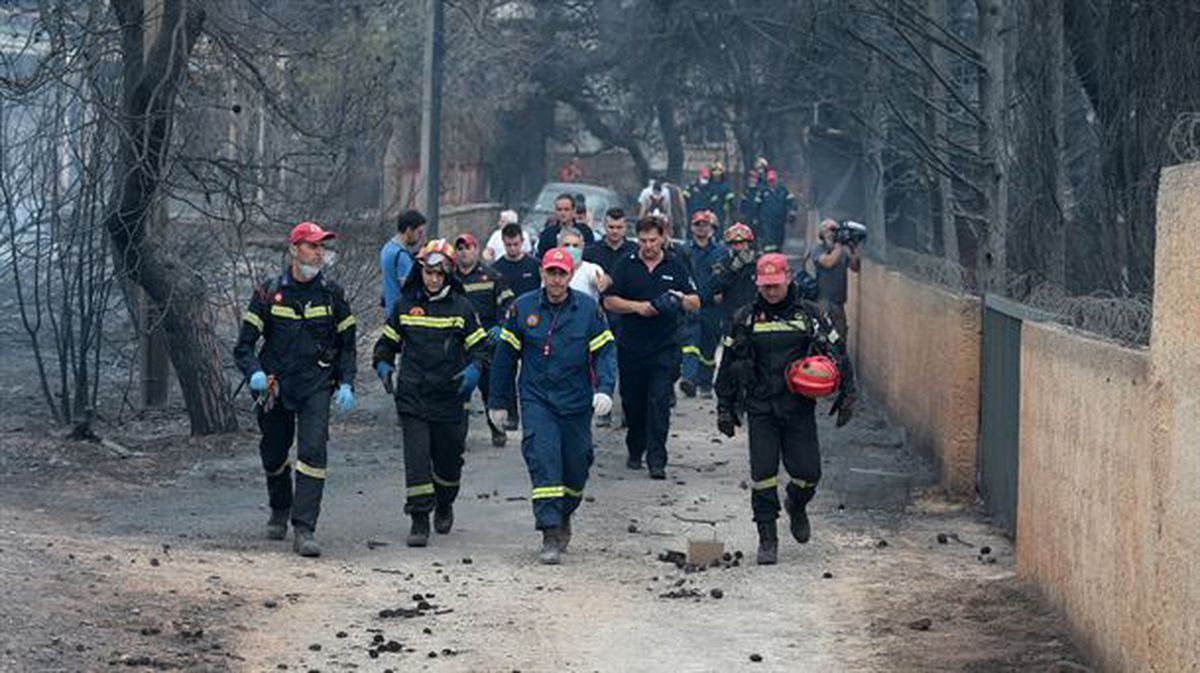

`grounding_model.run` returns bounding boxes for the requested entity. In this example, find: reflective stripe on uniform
[588,329,614,352]
[499,328,522,351]
[681,345,700,356]
[563,485,584,498]
[722,336,735,347]
[270,305,300,319]
[752,475,779,491]
[697,353,716,367]
[382,324,401,343]
[463,281,495,293]
[243,311,265,331]
[531,485,565,500]
[303,305,332,319]
[827,329,840,344]
[752,319,809,334]
[264,459,291,477]
[788,476,814,490]
[407,483,435,497]
[295,460,327,480]
[432,472,460,488]
[336,315,356,333]
[399,315,466,329]
[464,327,488,349]
[497,289,515,304]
